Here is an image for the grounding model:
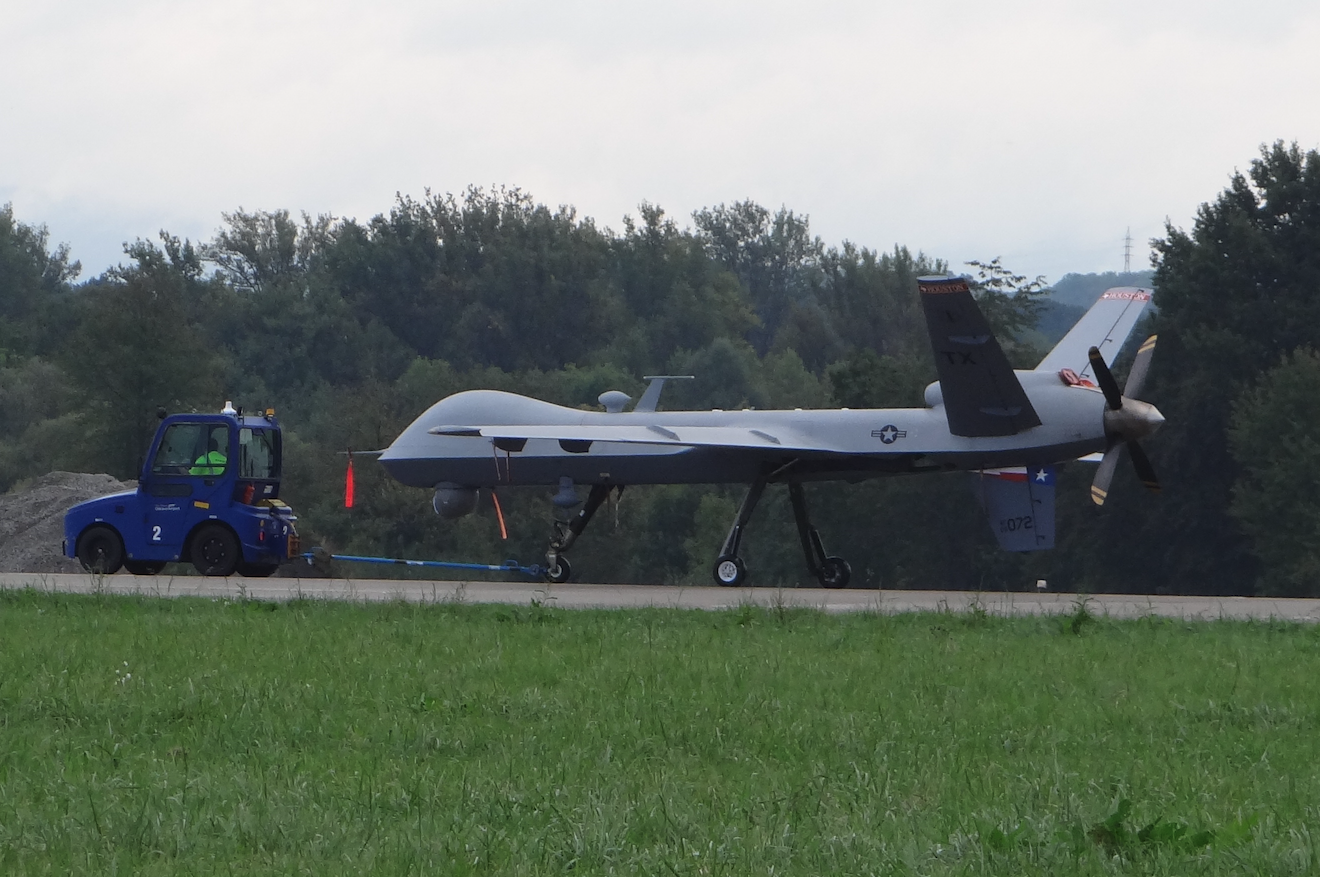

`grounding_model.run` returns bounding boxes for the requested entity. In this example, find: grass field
[1,589,1318,875]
